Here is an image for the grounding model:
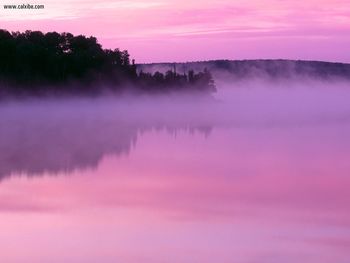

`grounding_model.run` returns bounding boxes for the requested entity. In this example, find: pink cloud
[1,0,350,62]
